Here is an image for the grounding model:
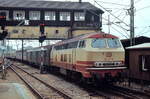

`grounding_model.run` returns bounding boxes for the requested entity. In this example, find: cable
[135,0,142,4]
[121,14,127,22]
[111,11,124,23]
[110,26,129,39]
[136,5,150,12]
[82,2,130,37]
[95,0,129,6]
[102,16,129,31]
[136,26,150,36]
[94,0,129,27]
[102,17,130,37]
[85,4,129,33]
